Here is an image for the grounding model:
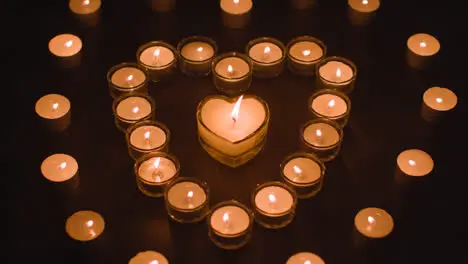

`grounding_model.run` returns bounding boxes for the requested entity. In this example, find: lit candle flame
[197,47,204,52]
[59,162,67,170]
[223,212,230,224]
[144,131,151,141]
[86,220,94,227]
[419,41,427,48]
[150,261,159,264]
[293,165,302,175]
[328,99,336,108]
[304,261,312,264]
[302,49,311,56]
[408,159,416,166]
[227,65,233,75]
[362,0,368,5]
[153,157,161,169]
[336,68,342,78]
[132,106,140,113]
[264,46,271,55]
[231,95,244,124]
[187,191,194,199]
[82,0,90,5]
[127,74,134,82]
[65,40,73,48]
[153,48,160,57]
[52,103,59,111]
[268,193,277,203]
[367,216,376,225]
[316,129,322,137]
[436,97,443,103]
[233,0,239,3]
